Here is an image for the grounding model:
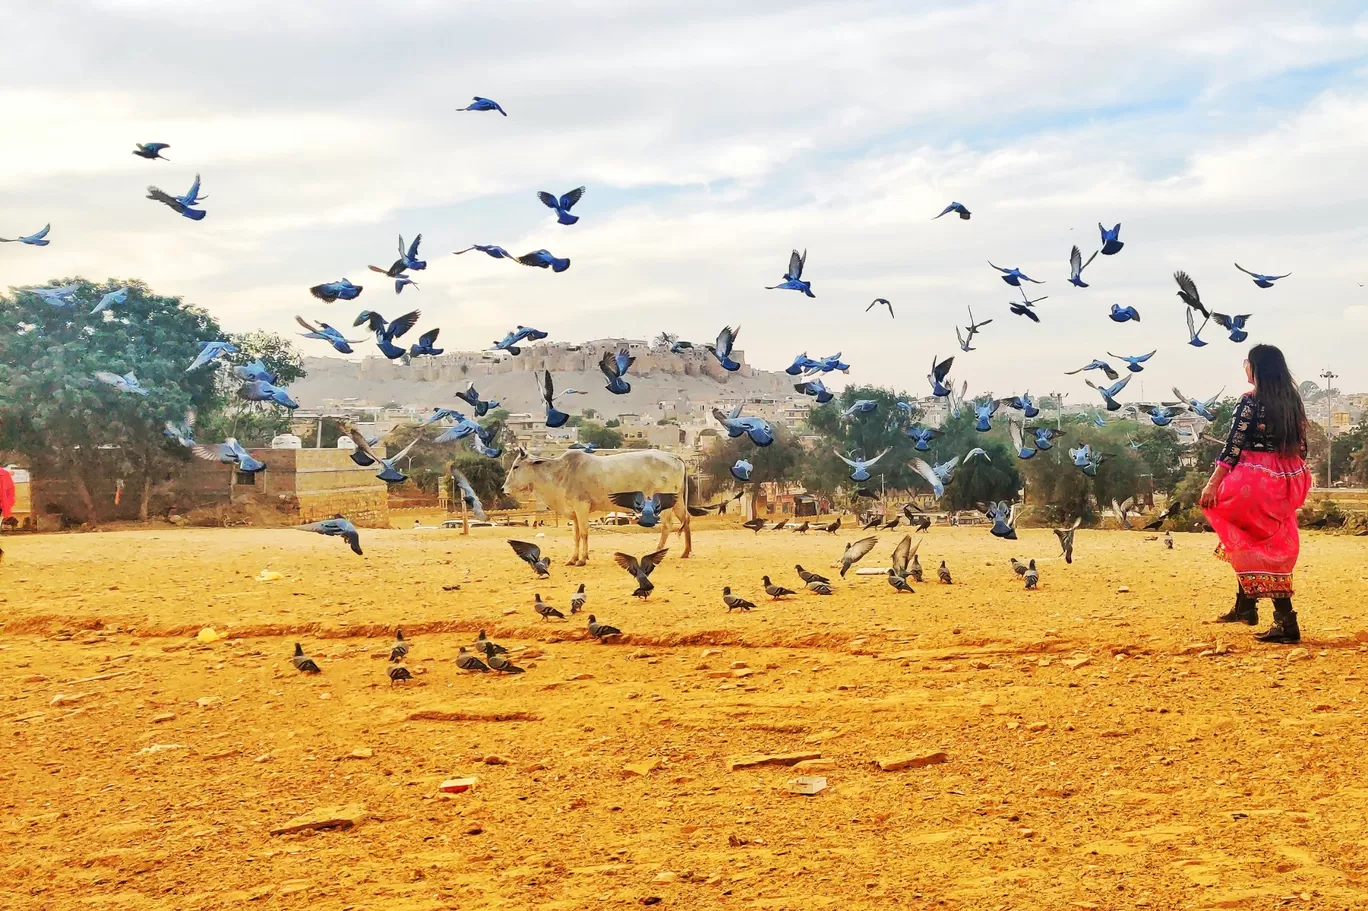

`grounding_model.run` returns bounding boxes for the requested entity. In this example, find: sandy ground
[3,517,1368,911]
